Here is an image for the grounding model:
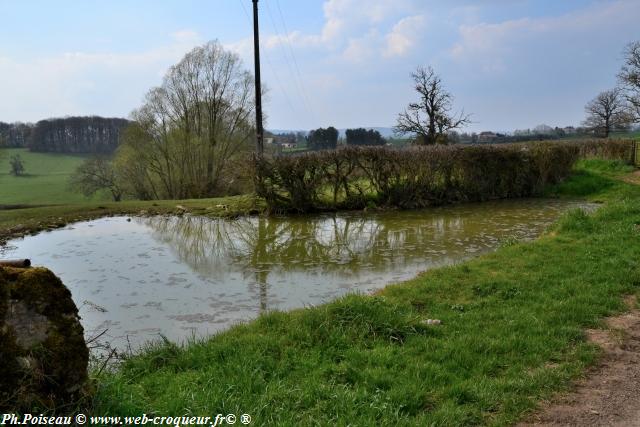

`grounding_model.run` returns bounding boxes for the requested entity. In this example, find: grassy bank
[89,159,640,425]
[0,195,264,244]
